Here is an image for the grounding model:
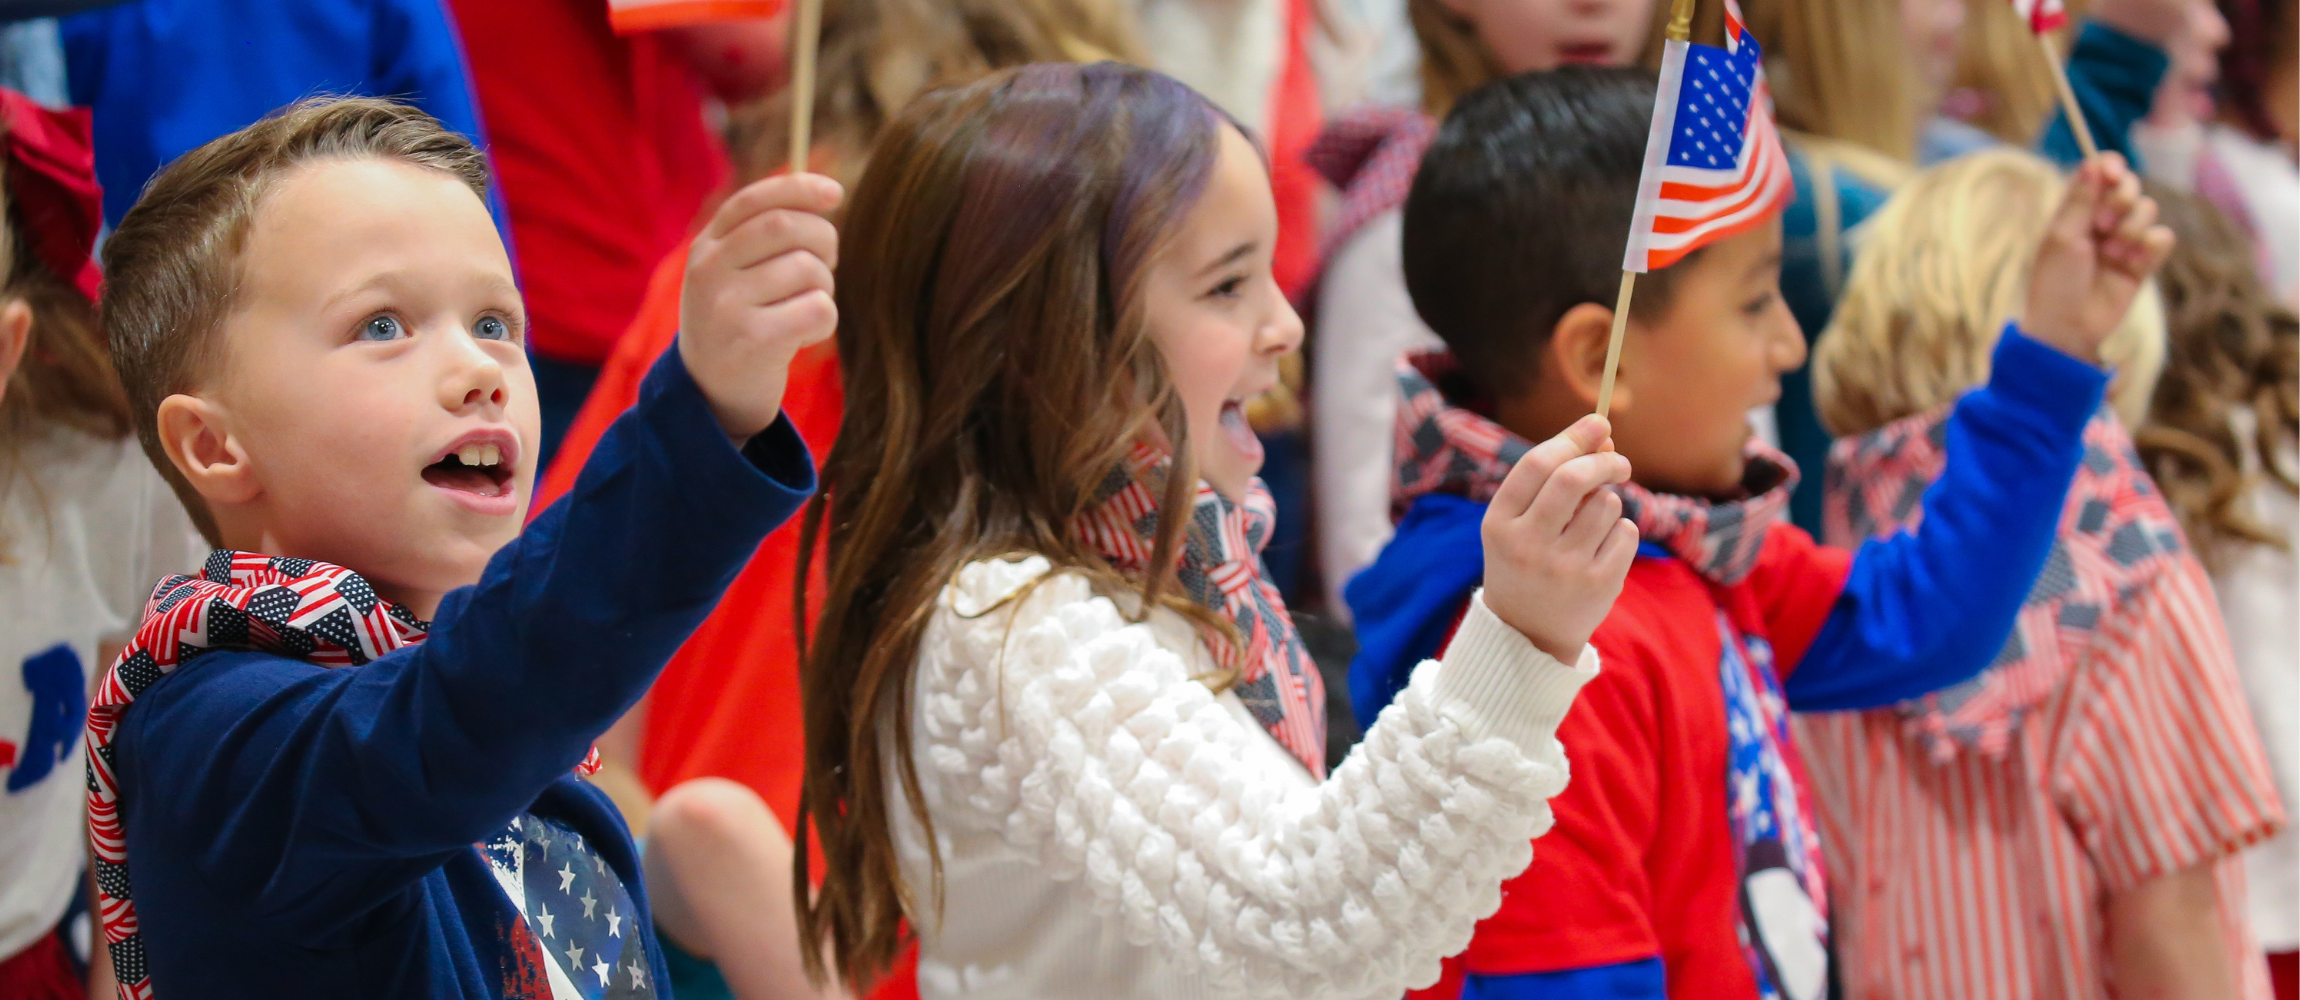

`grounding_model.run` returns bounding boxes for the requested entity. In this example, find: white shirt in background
[0,427,203,961]
[1312,209,1444,619]
[2211,419,2300,953]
